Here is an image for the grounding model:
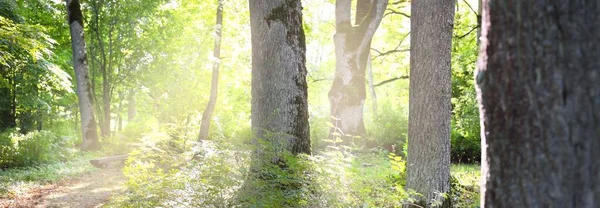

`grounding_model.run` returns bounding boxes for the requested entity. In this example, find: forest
[0,0,598,207]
